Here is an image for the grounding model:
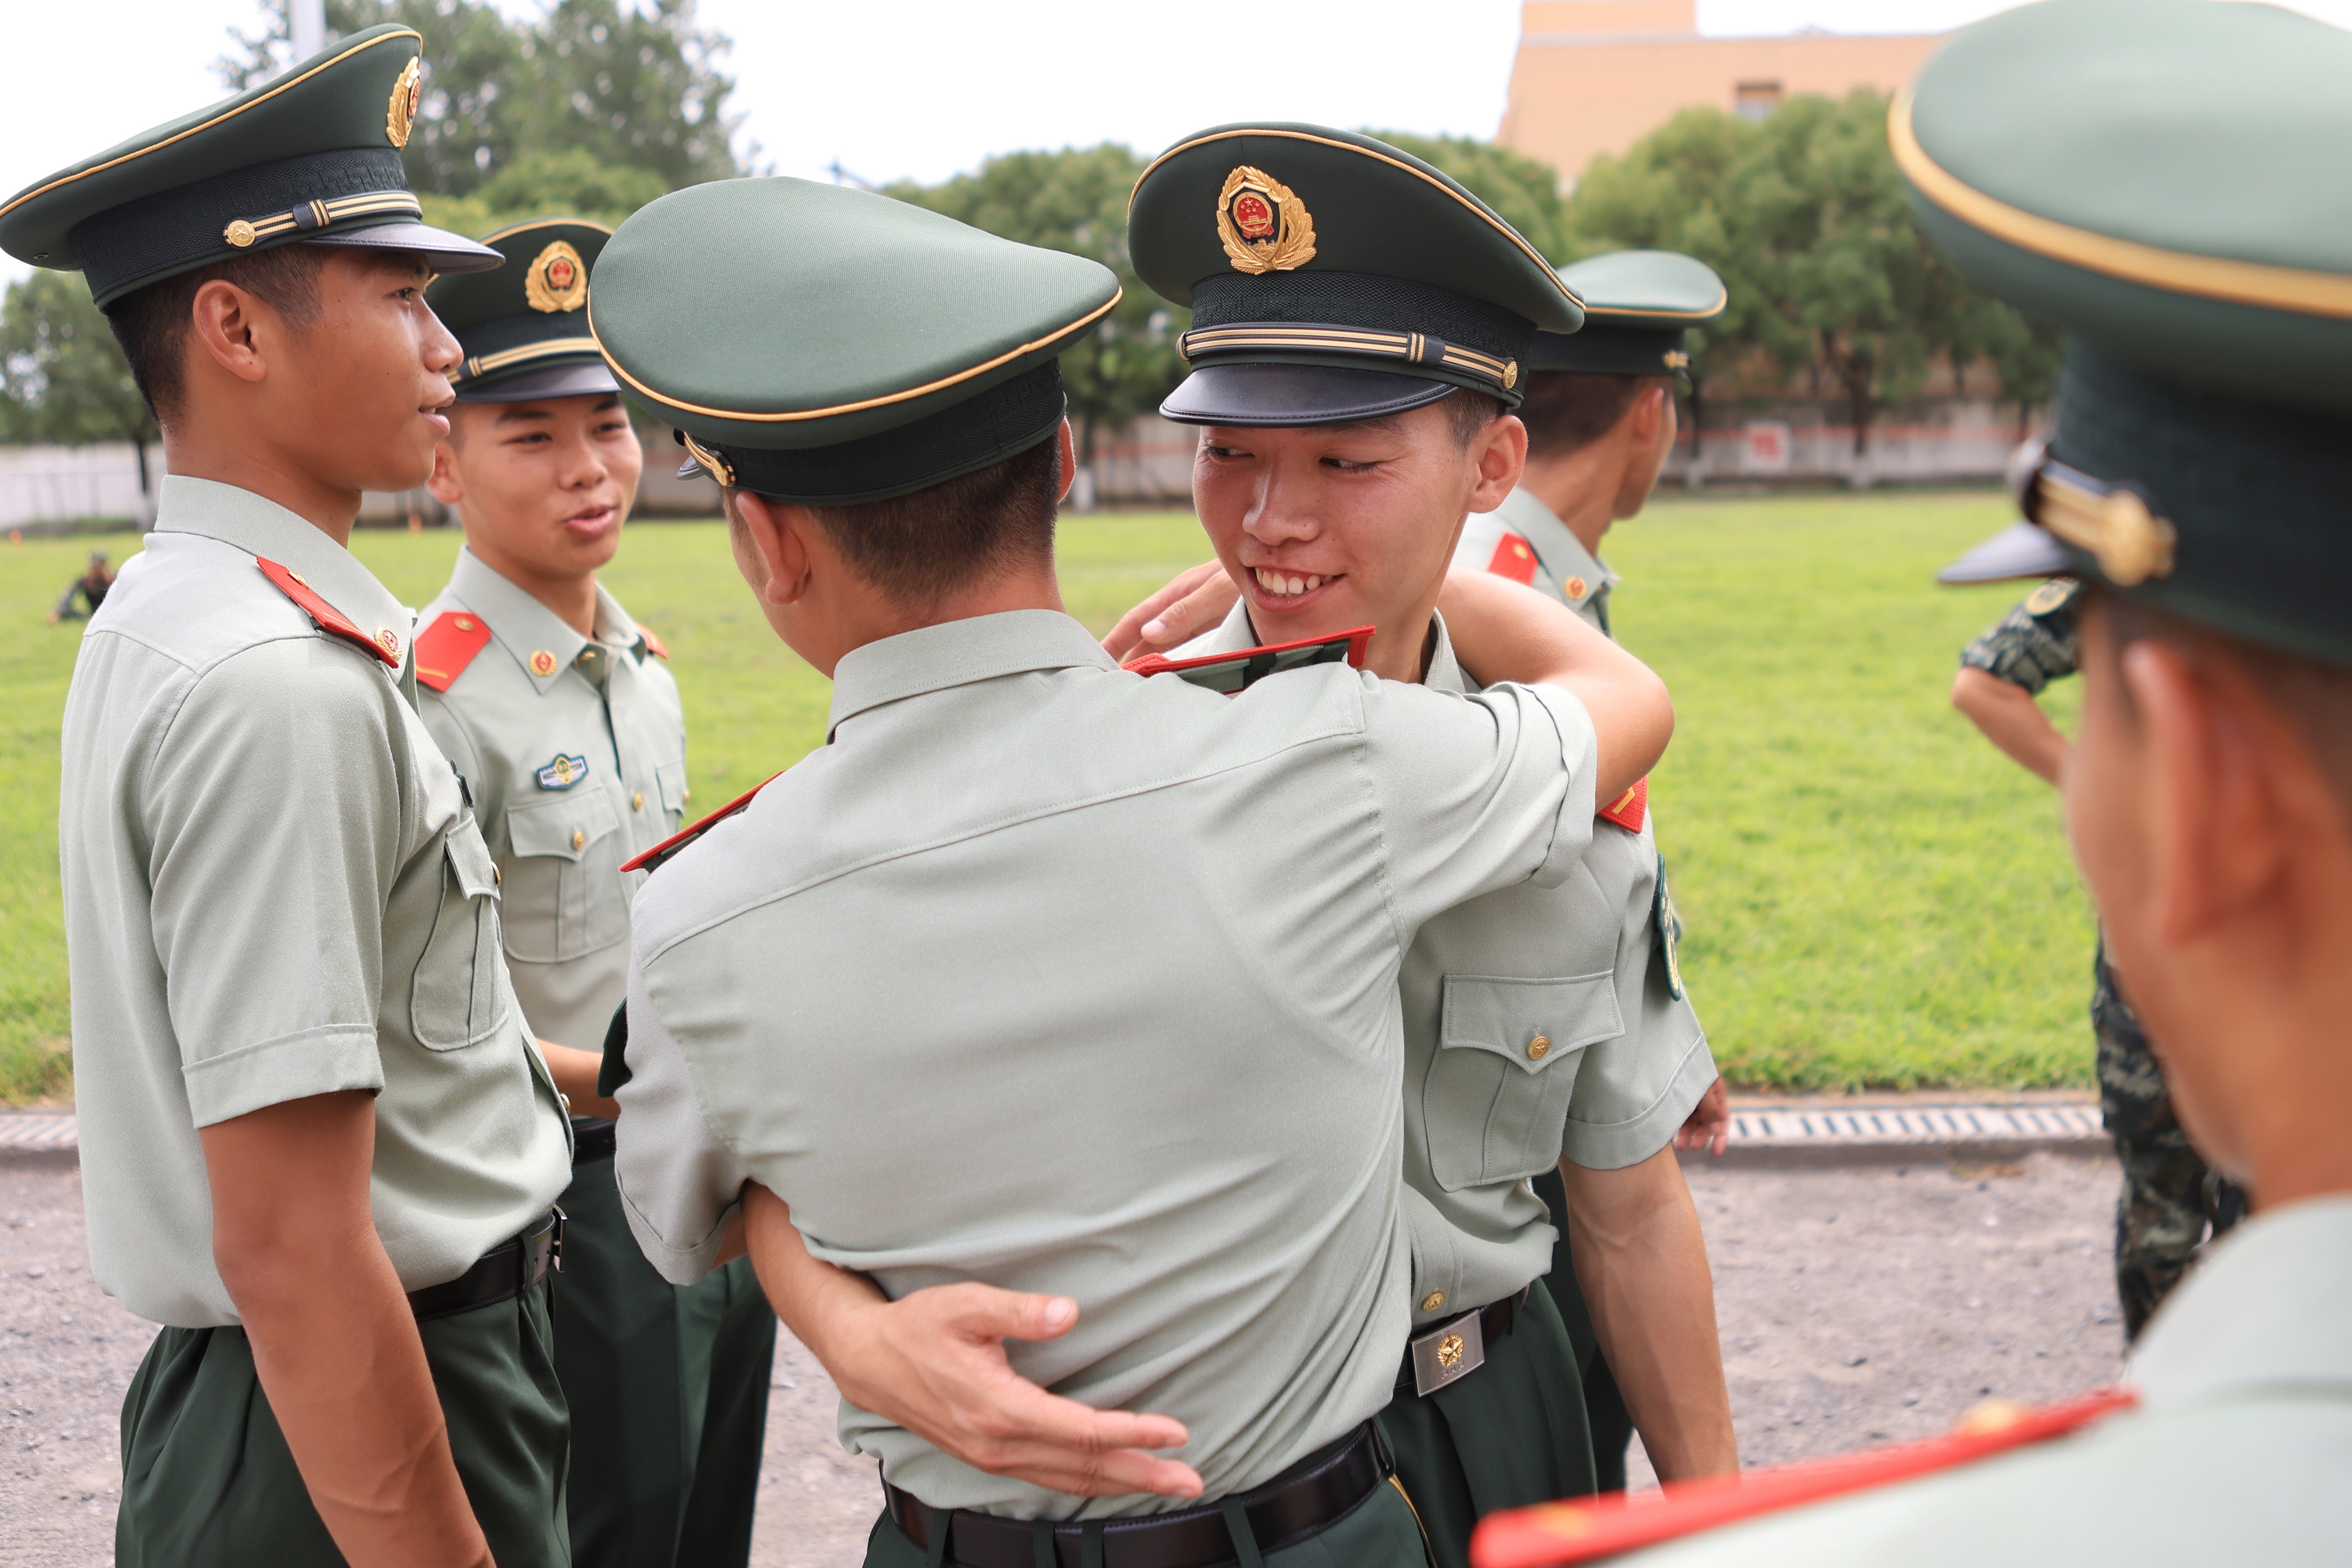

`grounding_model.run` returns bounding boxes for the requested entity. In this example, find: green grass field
[0,493,2090,1102]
